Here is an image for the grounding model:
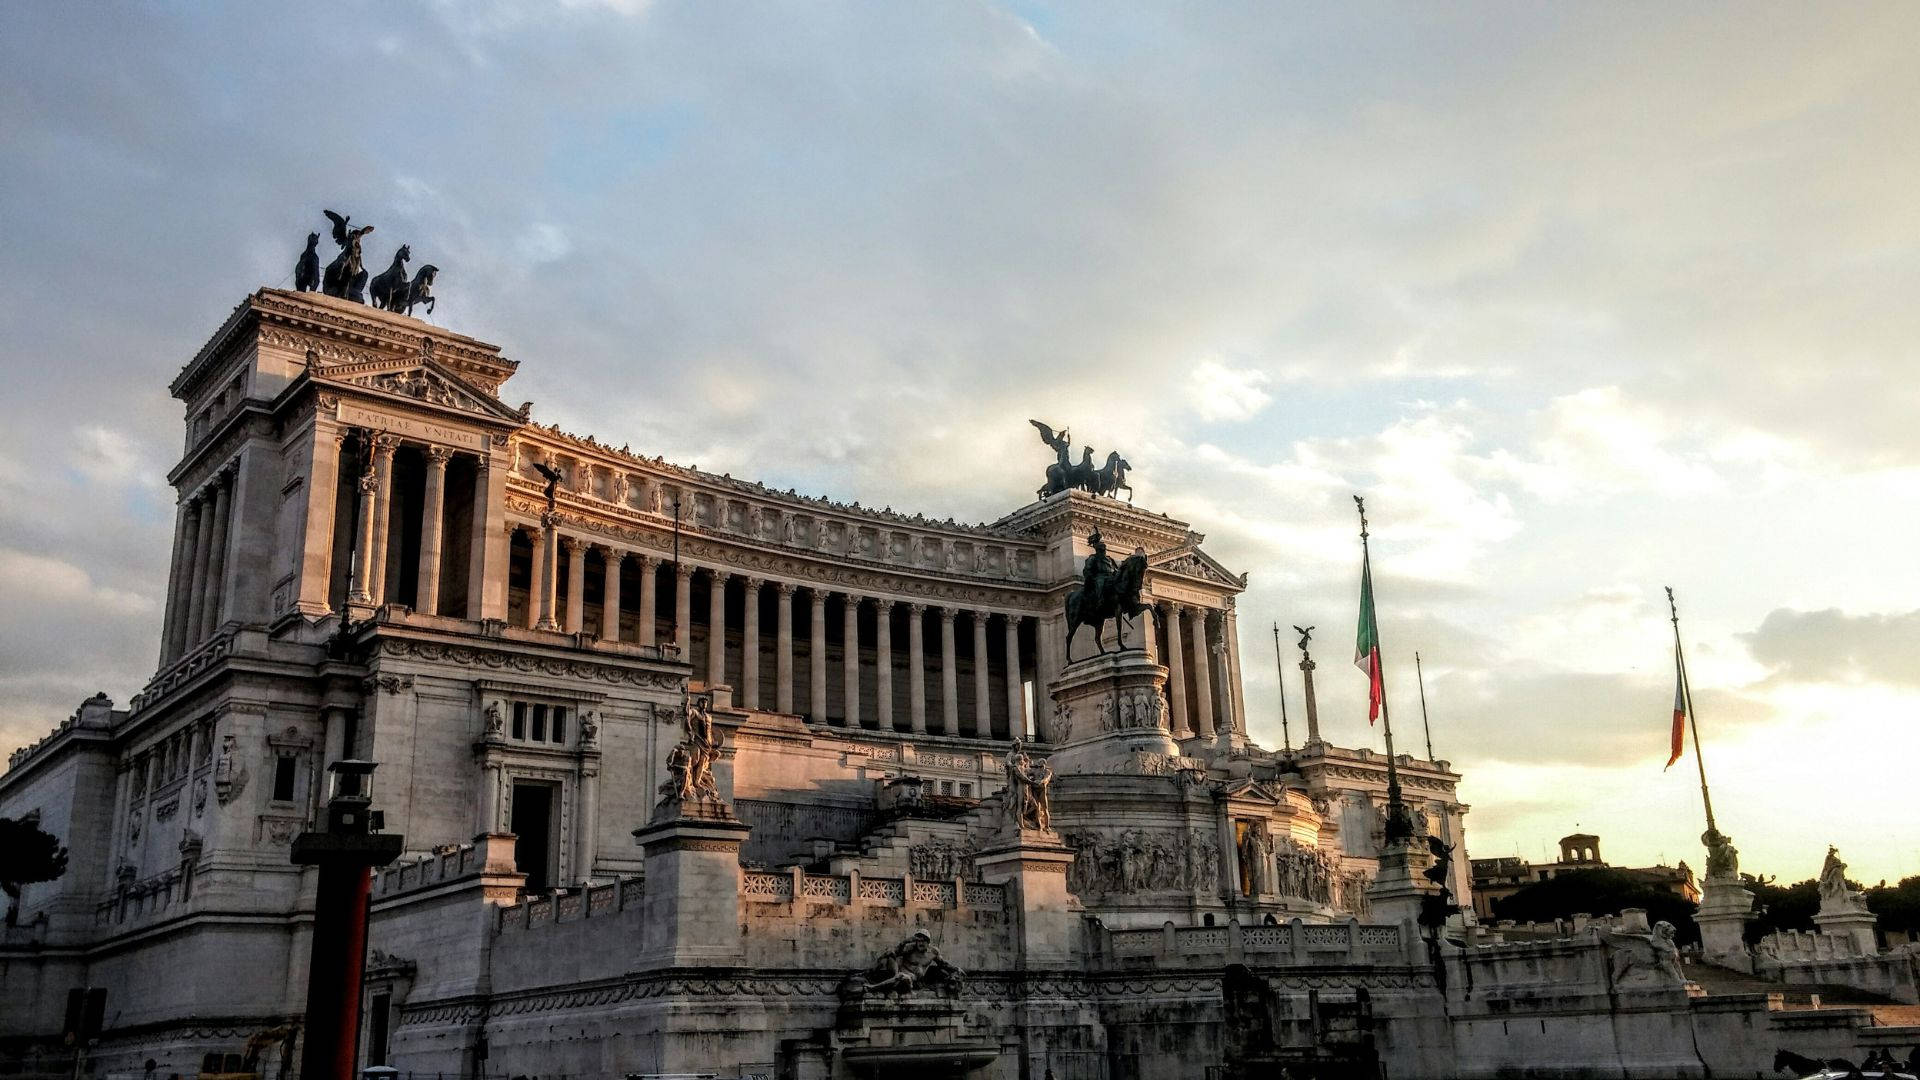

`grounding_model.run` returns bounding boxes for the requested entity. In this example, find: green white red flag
[1355,555,1384,724]
[1665,648,1686,769]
